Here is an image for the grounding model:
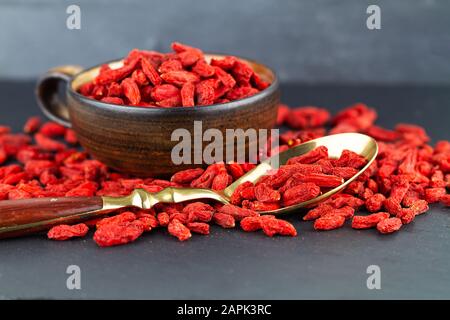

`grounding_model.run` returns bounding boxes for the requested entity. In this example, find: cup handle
[35,65,84,128]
